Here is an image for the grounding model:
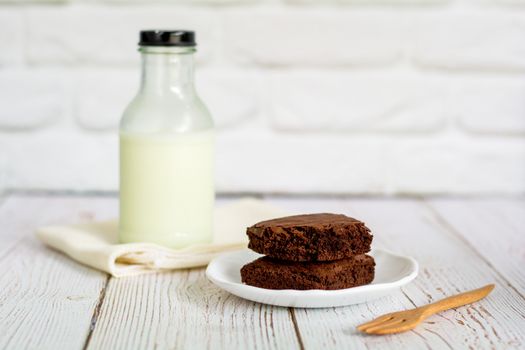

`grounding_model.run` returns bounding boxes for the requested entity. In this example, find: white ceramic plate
[206,248,418,308]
